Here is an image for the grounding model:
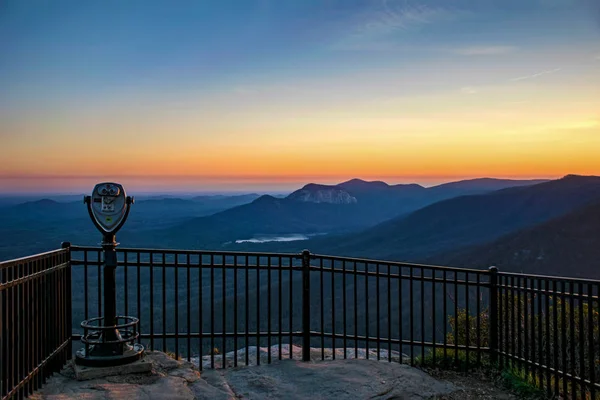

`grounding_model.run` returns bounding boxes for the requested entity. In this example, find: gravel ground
[424,368,519,399]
